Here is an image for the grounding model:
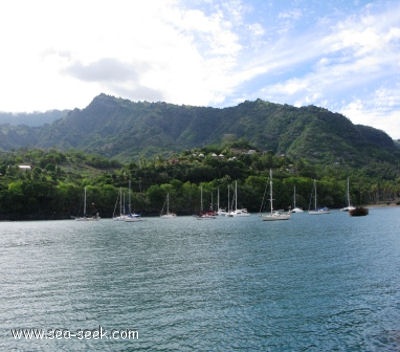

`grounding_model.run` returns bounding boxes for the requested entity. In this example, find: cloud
[340,88,400,139]
[57,1,245,106]
[0,0,247,110]
[64,58,165,101]
[112,85,165,103]
[65,59,140,83]
[232,1,400,138]
[0,0,399,139]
